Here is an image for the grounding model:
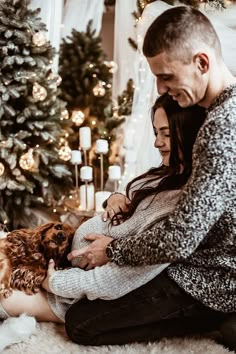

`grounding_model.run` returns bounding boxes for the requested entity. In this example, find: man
[52,6,236,347]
